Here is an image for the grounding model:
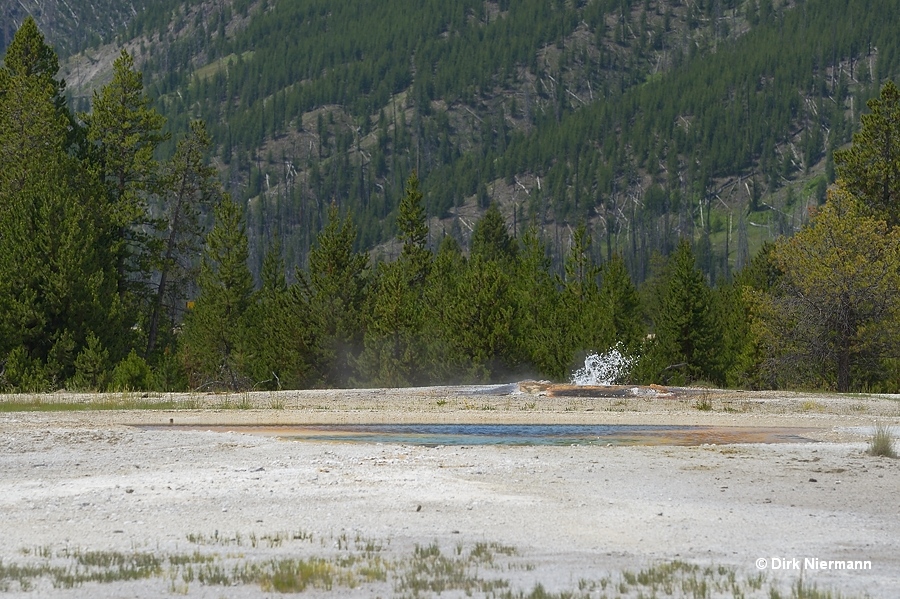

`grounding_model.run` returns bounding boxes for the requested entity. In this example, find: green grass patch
[0,398,182,412]
[264,558,338,592]
[193,51,255,80]
[0,541,870,597]
[694,394,713,411]
[868,422,897,458]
